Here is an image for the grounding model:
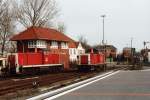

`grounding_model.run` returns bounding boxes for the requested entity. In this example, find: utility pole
[131,37,133,56]
[130,37,134,66]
